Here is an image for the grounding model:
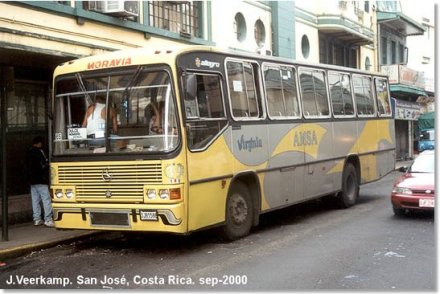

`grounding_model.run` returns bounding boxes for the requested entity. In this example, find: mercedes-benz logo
[105,190,112,198]
[101,168,113,182]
